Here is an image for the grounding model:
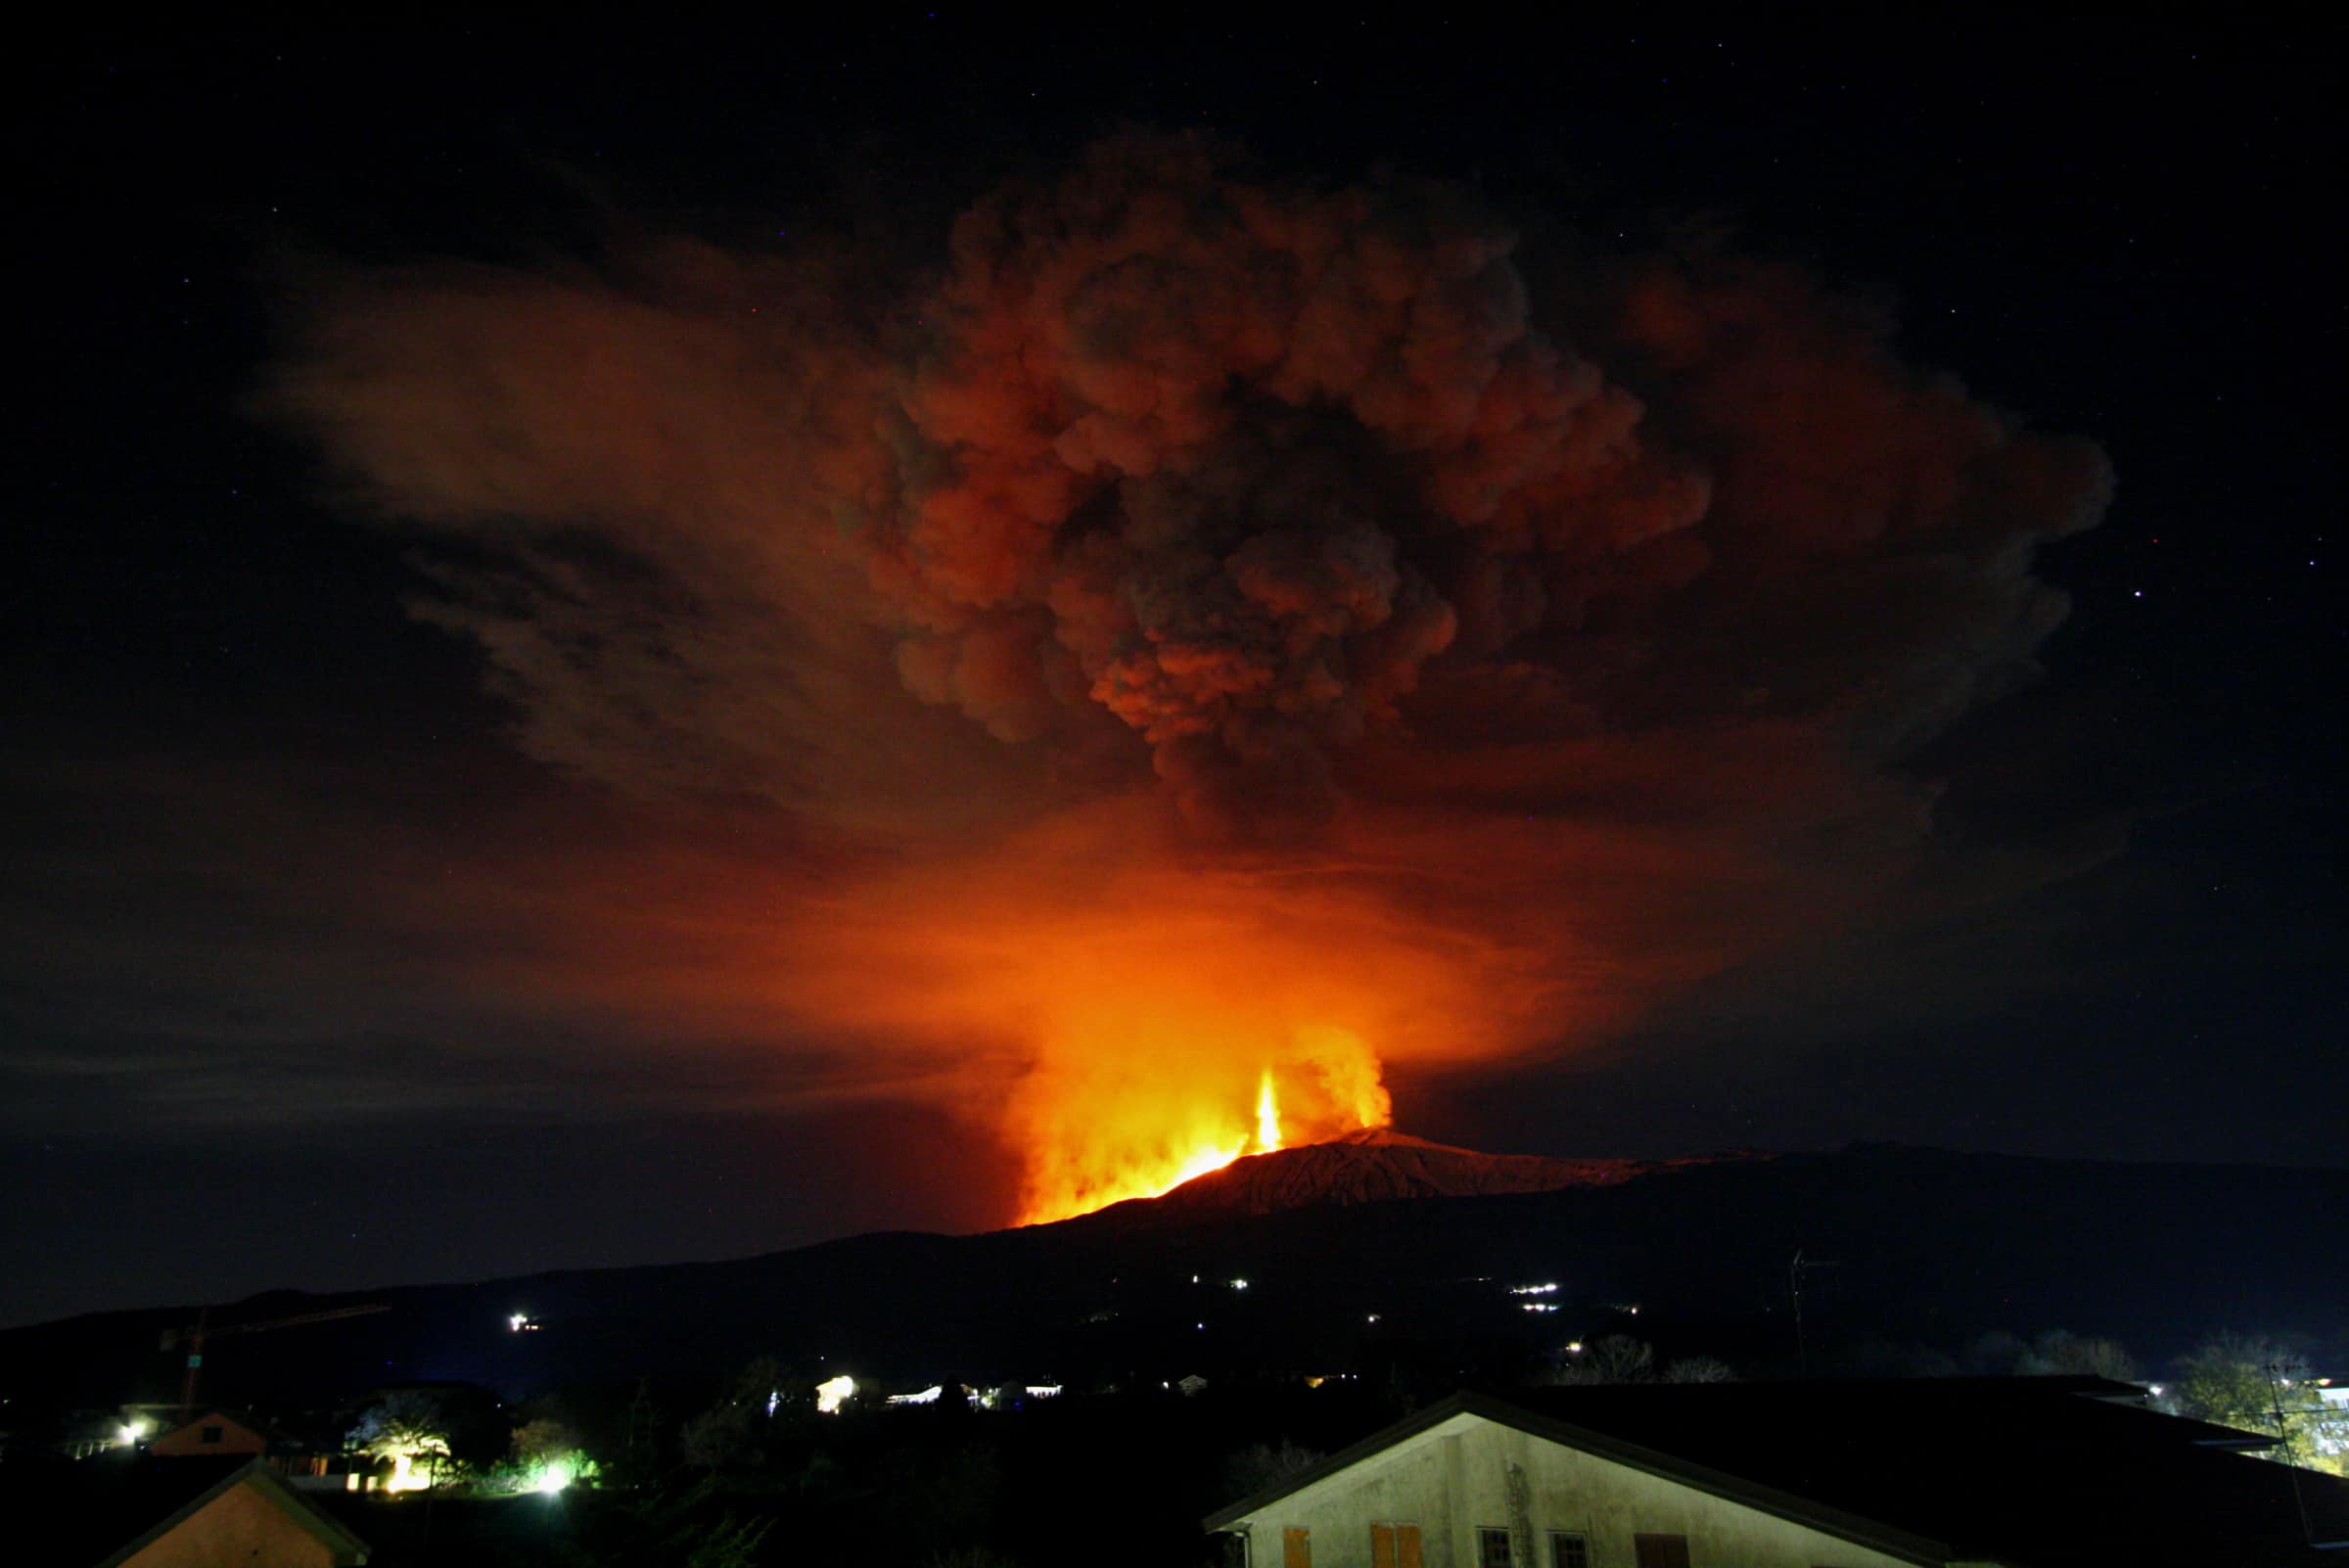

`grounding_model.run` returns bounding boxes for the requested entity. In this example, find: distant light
[1507,1282,1559,1297]
[815,1374,856,1414]
[2148,1383,2166,1396]
[764,1389,779,1418]
[117,1425,140,1446]
[1023,1385,1062,1399]
[1566,1341,1585,1353]
[1366,1314,1381,1324]
[1229,1278,1249,1291]
[533,1465,568,1495]
[1521,1303,1558,1314]
[508,1313,529,1332]
[886,1385,943,1407]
